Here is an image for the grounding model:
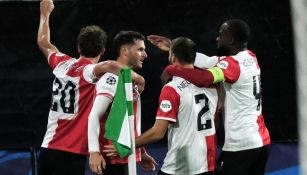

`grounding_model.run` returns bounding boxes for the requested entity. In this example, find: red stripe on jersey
[156,86,180,122]
[248,50,260,70]
[205,134,216,172]
[97,92,114,100]
[257,114,271,145]
[48,52,72,70]
[219,56,240,83]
